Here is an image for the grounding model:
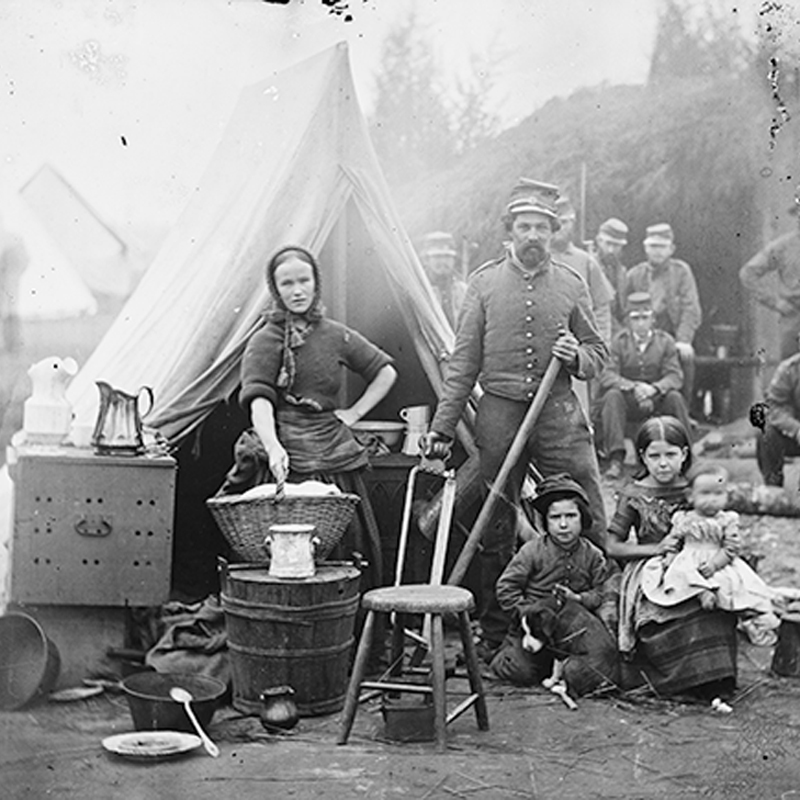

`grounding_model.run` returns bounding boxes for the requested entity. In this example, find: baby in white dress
[641,463,780,641]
